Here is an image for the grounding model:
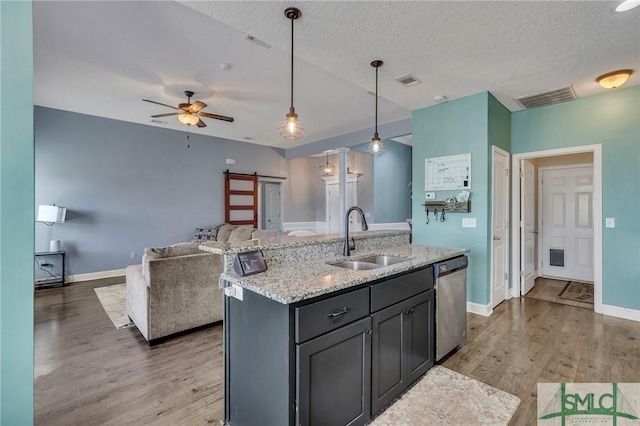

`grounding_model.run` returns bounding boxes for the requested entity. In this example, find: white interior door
[540,166,594,282]
[263,183,281,230]
[492,147,509,308]
[520,160,537,295]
